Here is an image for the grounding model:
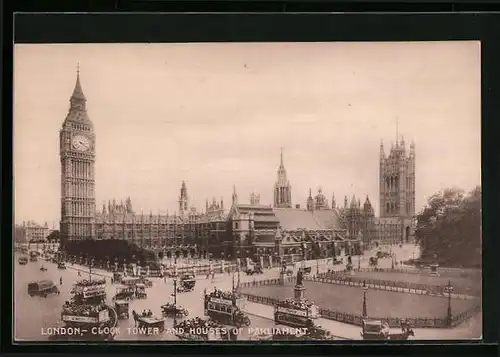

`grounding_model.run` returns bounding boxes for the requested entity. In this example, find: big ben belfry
[60,66,96,244]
